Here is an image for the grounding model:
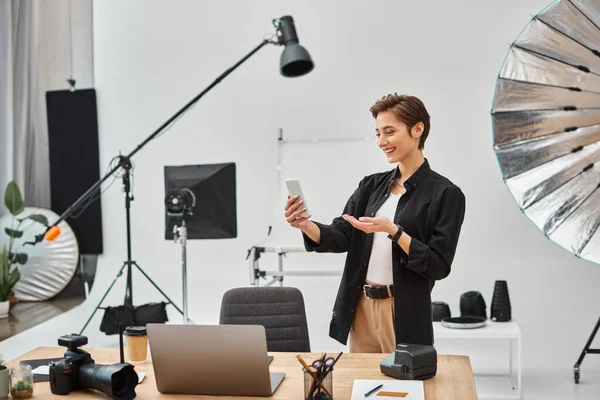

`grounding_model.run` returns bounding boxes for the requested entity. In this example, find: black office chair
[219,286,311,352]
